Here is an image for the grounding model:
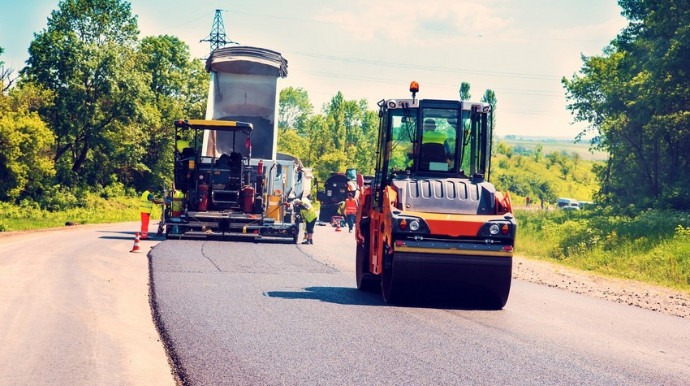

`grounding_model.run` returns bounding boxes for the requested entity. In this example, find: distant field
[500,137,608,161]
